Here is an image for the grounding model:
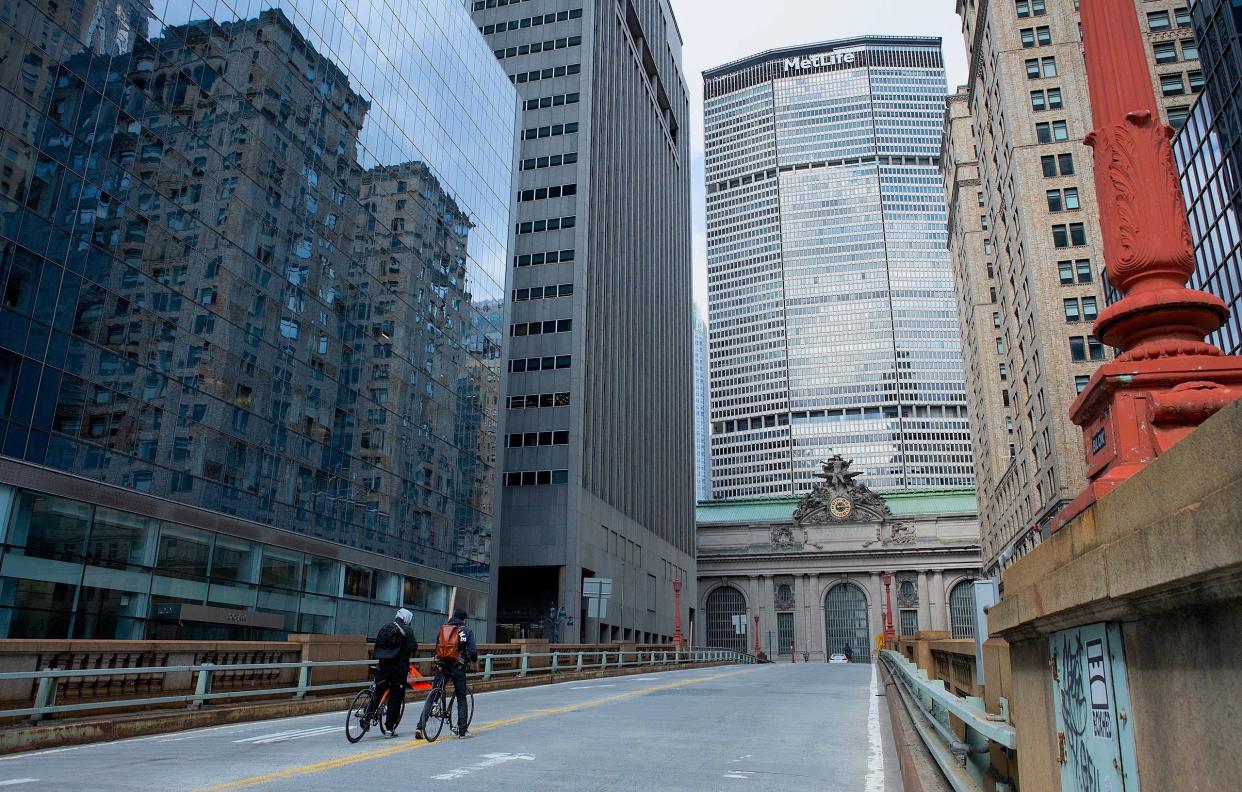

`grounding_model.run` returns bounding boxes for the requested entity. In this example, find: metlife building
[704,38,974,499]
